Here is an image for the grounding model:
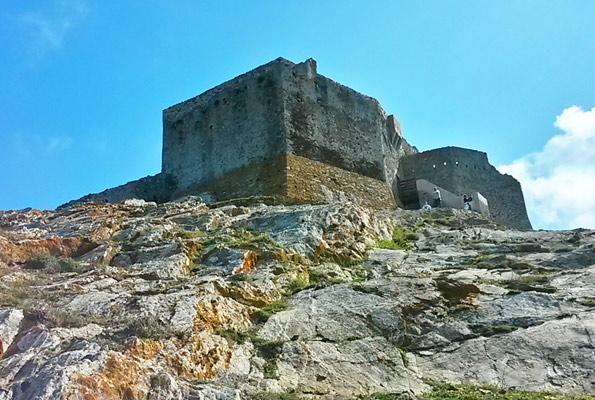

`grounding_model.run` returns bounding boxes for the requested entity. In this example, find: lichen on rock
[0,200,593,399]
